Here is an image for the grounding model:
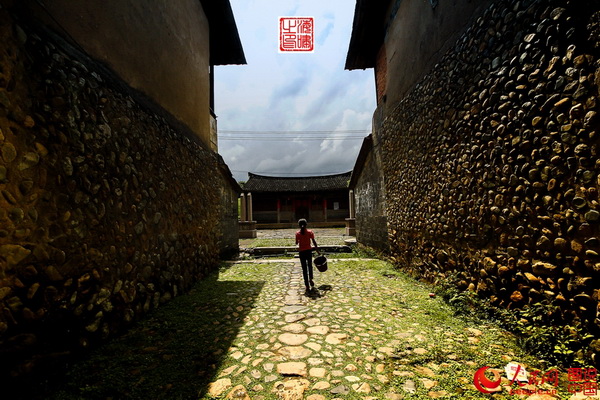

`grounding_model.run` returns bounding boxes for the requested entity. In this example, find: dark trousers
[299,250,313,289]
